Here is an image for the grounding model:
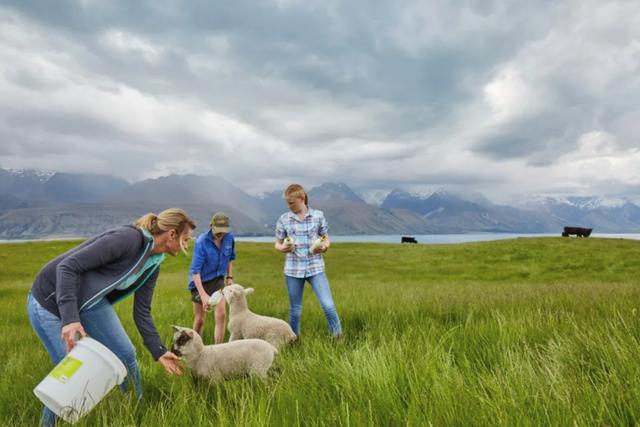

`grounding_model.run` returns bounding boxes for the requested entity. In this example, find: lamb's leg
[207,374,224,384]
[202,366,224,383]
[229,332,240,341]
[249,365,269,379]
